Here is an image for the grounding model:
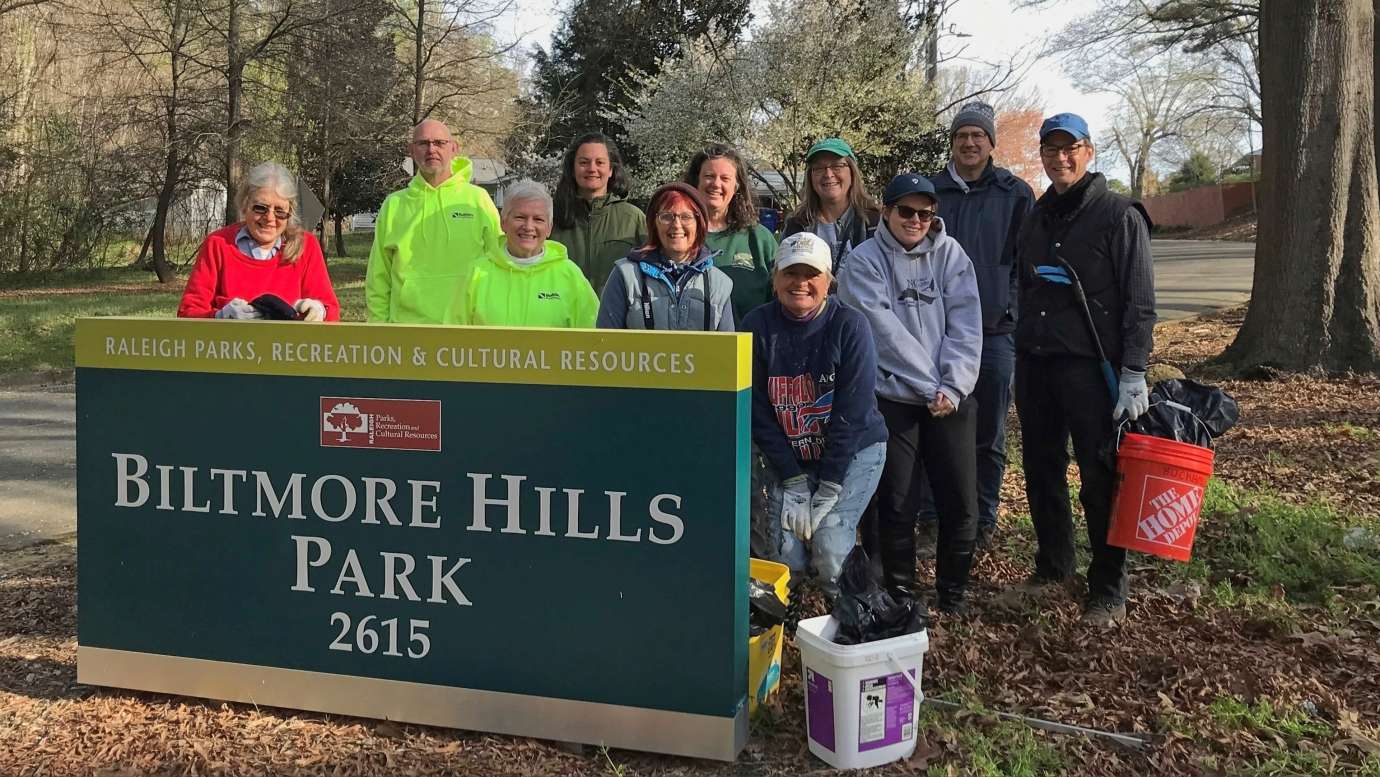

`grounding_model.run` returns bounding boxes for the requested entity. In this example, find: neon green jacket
[365,157,501,324]
[464,240,599,328]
